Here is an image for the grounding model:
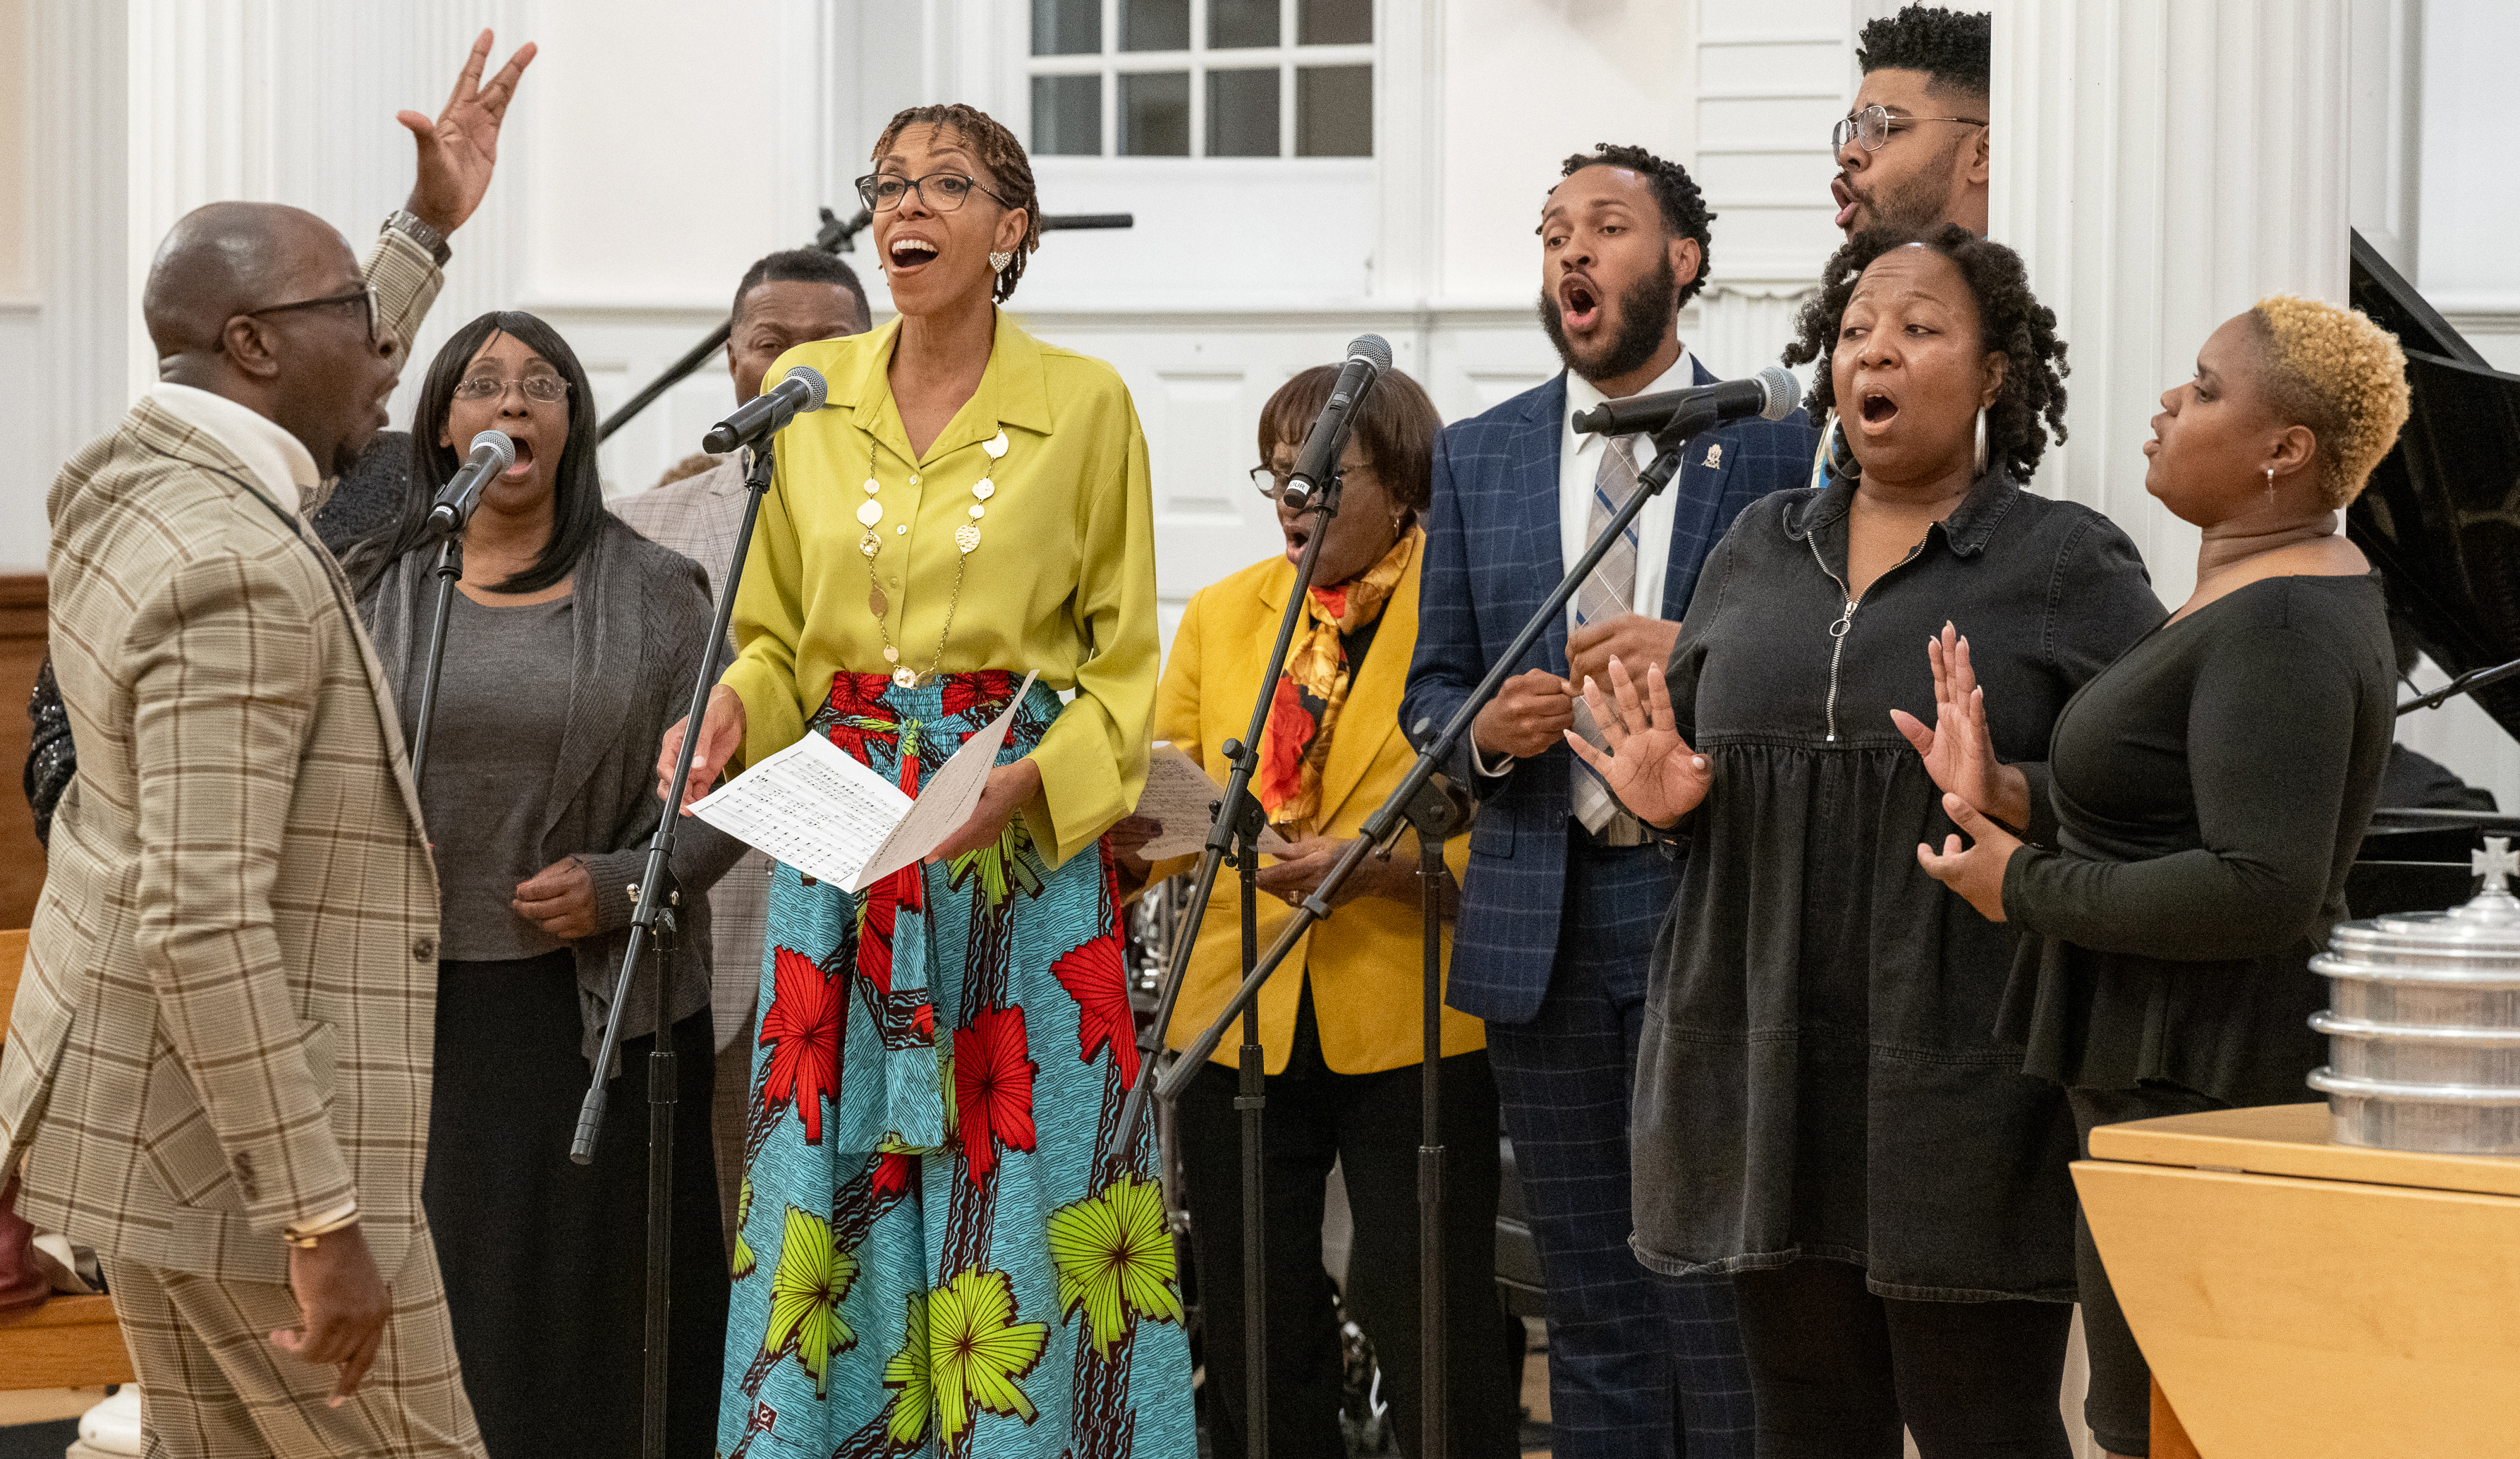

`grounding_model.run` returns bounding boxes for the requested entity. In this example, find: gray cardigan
[362,512,748,1069]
